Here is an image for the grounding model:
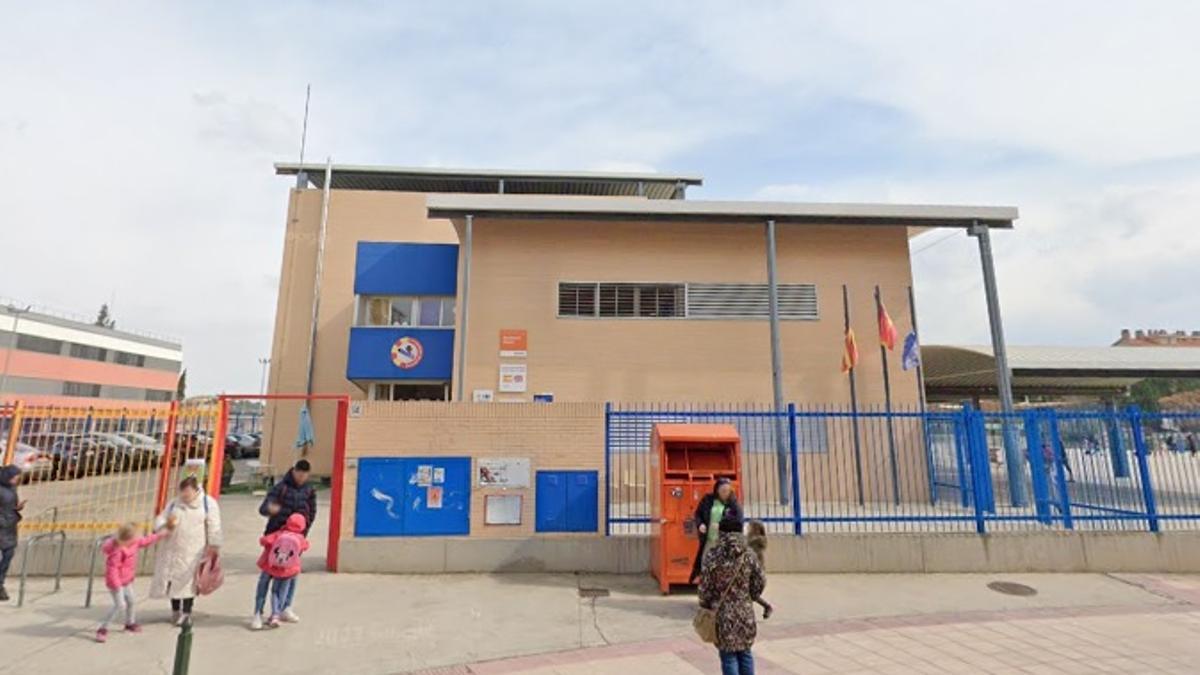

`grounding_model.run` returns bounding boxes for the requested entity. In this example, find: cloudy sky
[3,2,1199,394]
